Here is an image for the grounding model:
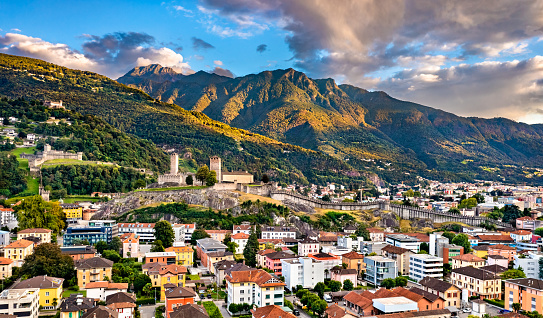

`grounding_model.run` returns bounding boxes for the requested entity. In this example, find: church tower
[209,156,222,183]
[170,153,179,175]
